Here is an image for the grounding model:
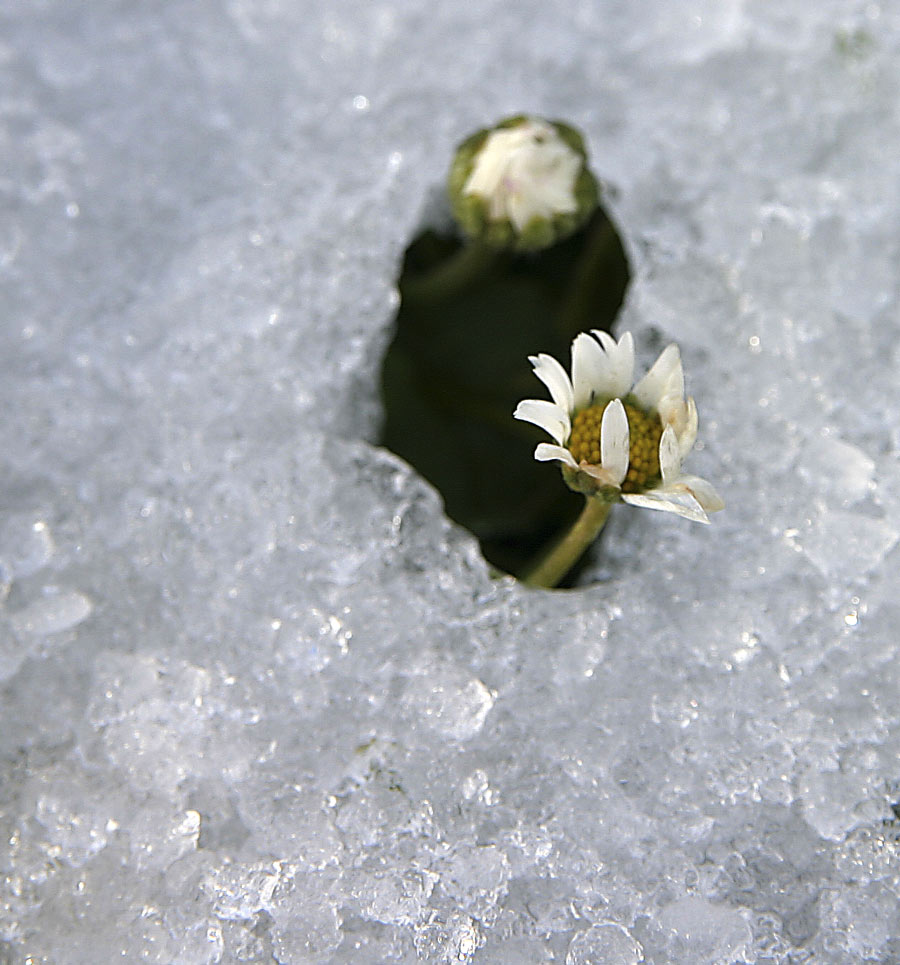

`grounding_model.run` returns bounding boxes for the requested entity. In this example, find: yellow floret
[568,400,663,493]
